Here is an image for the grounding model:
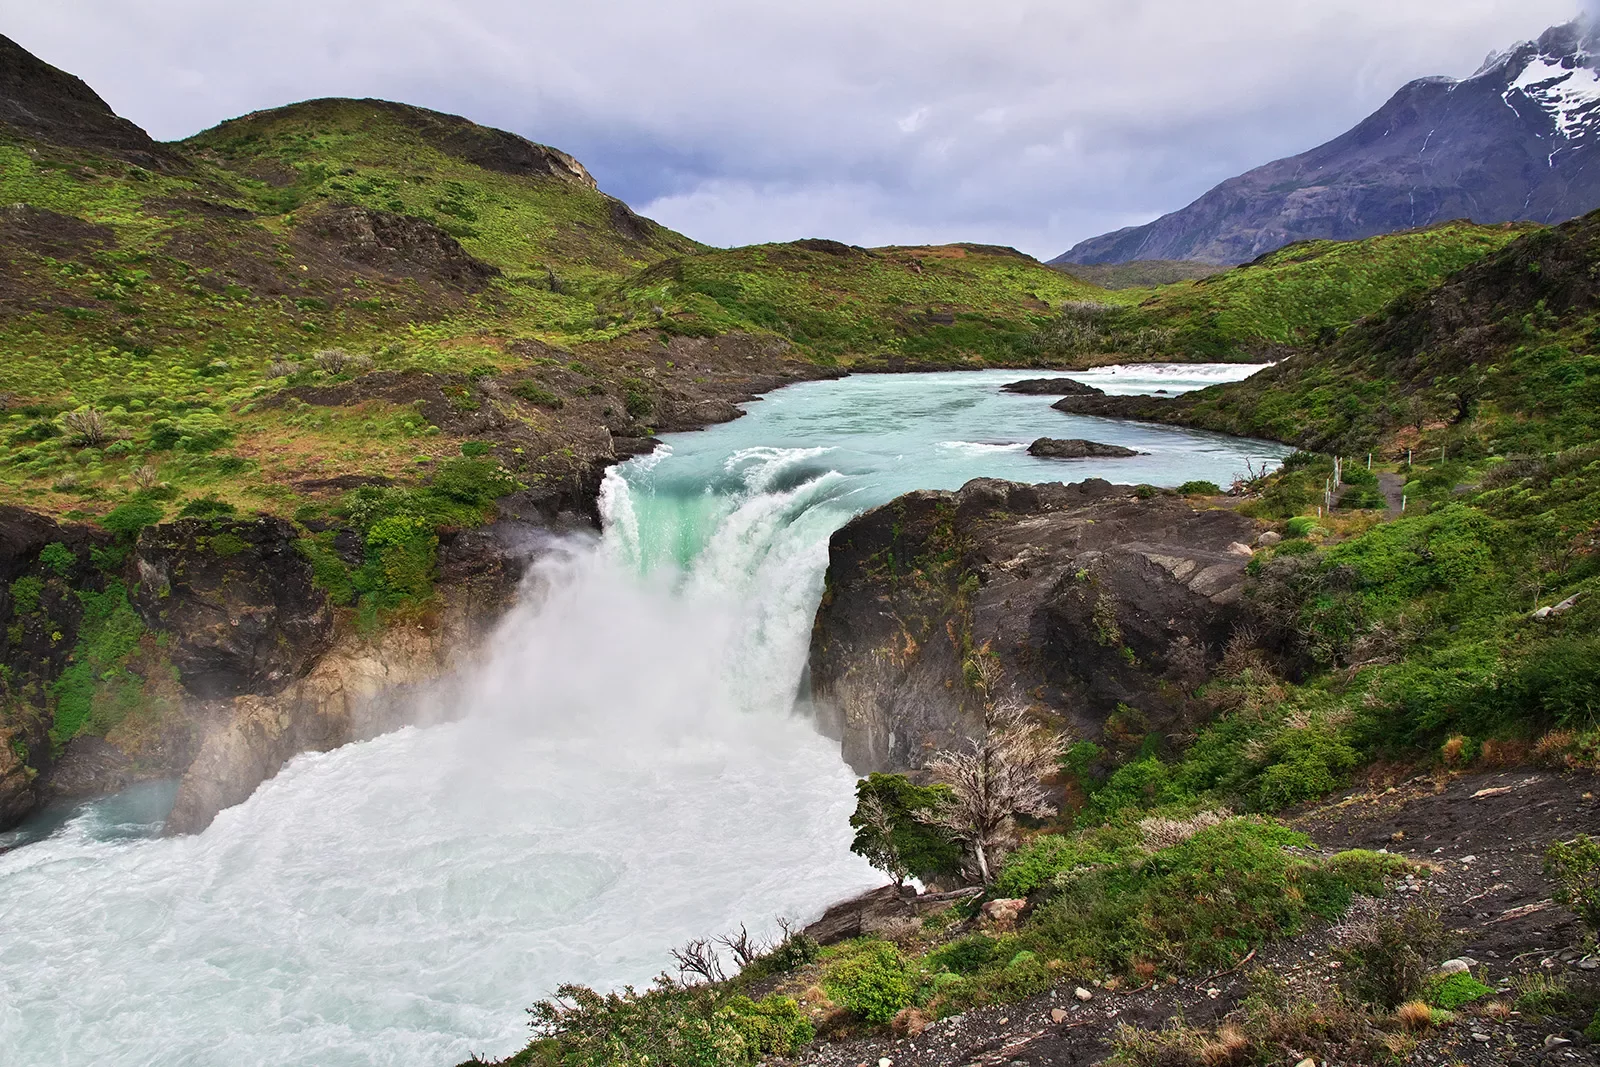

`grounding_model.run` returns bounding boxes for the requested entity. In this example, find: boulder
[1002,378,1106,397]
[1028,438,1144,459]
